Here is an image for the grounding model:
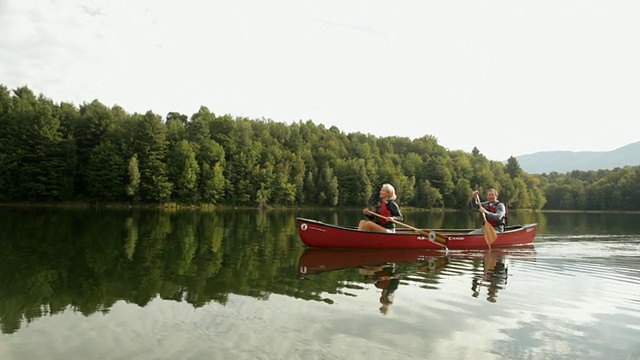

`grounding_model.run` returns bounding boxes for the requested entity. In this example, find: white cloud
[1,0,639,160]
